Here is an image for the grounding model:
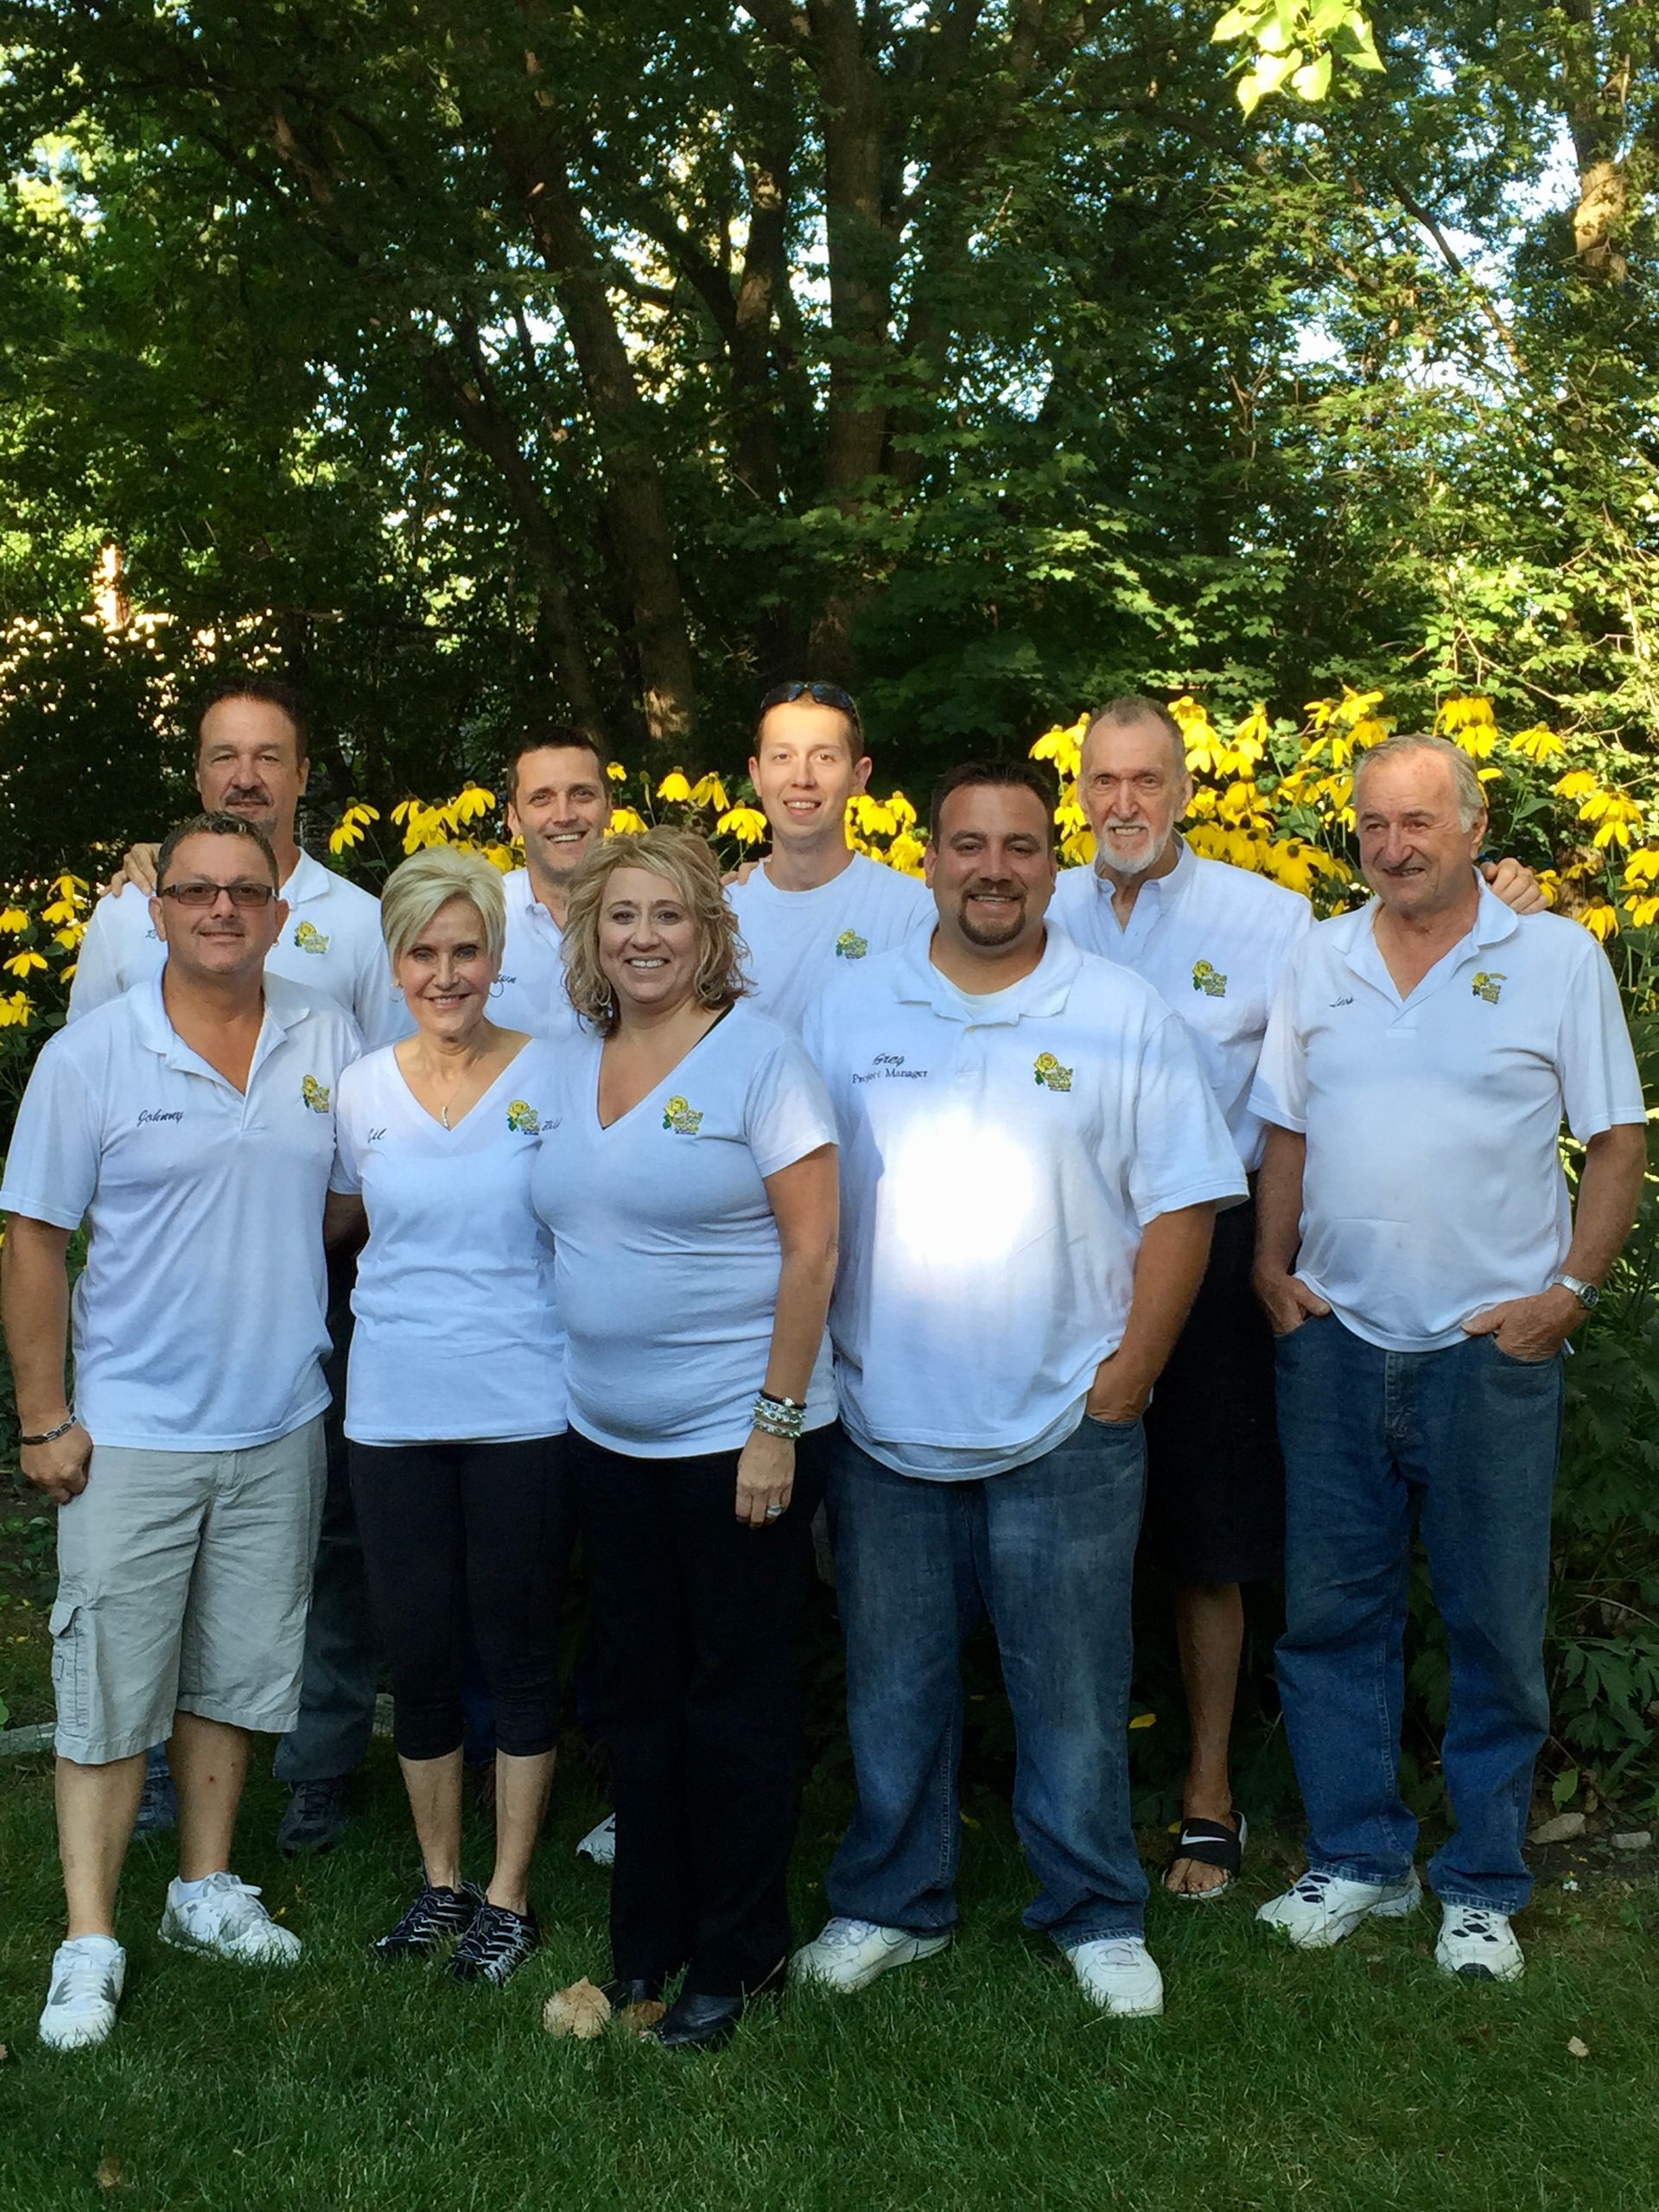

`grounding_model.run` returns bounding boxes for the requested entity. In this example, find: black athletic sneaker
[276,1776,350,1859]
[446,1899,541,1986]
[373,1882,484,1961]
